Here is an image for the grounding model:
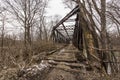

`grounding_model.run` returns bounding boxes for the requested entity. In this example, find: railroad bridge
[51,5,119,74]
[18,4,120,80]
[51,5,97,54]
